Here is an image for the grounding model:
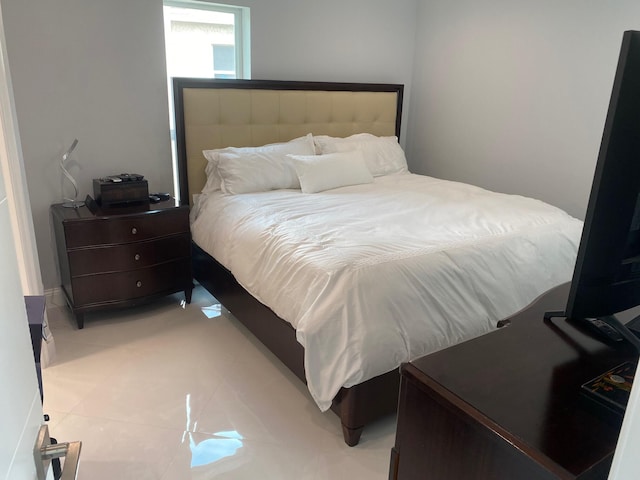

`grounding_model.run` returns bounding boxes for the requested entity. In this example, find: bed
[172,78,583,446]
